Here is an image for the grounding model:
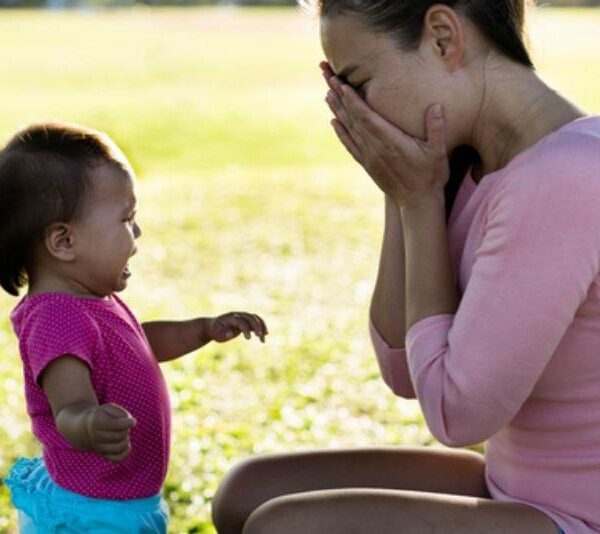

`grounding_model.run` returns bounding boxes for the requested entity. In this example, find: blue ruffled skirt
[5,457,169,533]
